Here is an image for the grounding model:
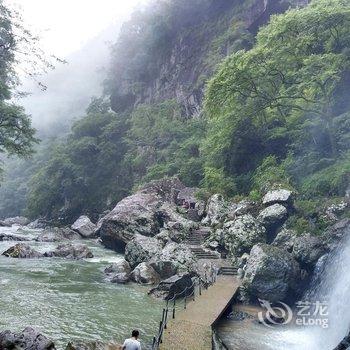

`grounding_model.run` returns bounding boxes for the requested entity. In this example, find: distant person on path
[122,330,141,350]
